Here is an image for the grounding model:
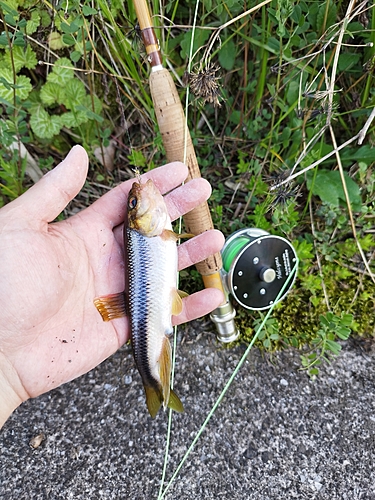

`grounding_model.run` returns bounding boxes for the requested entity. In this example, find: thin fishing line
[159,2,201,496]
[183,0,200,164]
[159,260,299,499]
[158,228,184,500]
